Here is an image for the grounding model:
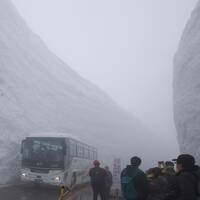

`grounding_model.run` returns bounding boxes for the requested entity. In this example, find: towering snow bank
[0,0,167,182]
[174,1,200,161]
